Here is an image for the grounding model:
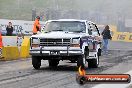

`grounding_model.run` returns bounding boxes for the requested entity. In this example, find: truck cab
[30,19,102,69]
